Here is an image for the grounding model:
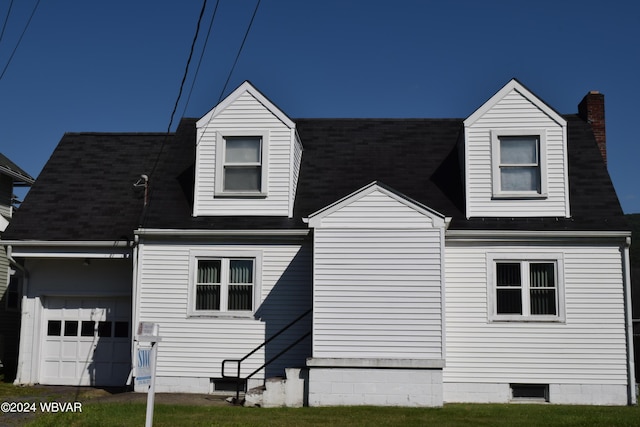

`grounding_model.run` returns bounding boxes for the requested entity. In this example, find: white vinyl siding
[444,242,628,385]
[313,228,444,359]
[136,239,312,380]
[194,91,295,216]
[309,185,445,360]
[464,87,569,217]
[0,175,12,219]
[312,189,438,229]
[290,132,303,217]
